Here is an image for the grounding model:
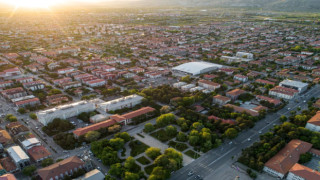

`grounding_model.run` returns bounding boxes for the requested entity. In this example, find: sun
[7,0,65,9]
